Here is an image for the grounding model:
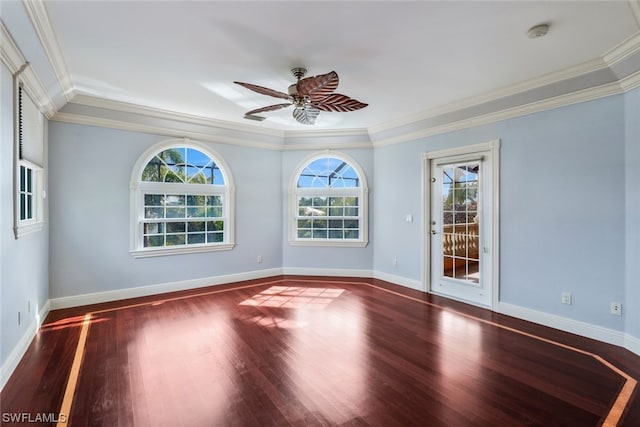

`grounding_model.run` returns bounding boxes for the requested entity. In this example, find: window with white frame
[130,141,234,257]
[14,79,45,239]
[18,161,41,221]
[290,152,368,247]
